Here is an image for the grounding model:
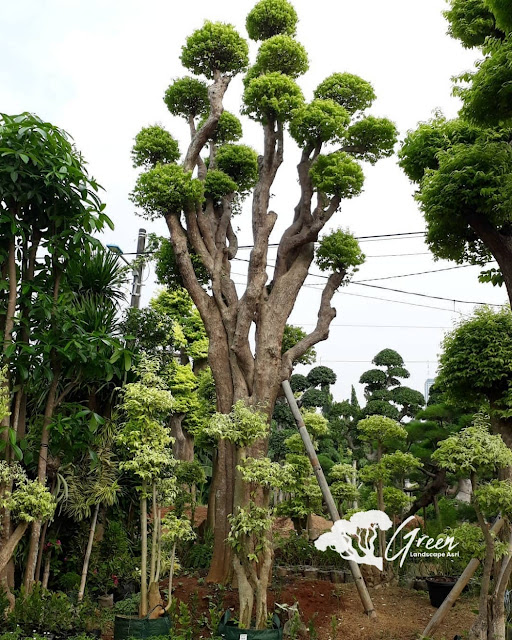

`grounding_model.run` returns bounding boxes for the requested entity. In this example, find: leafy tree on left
[0,113,124,597]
